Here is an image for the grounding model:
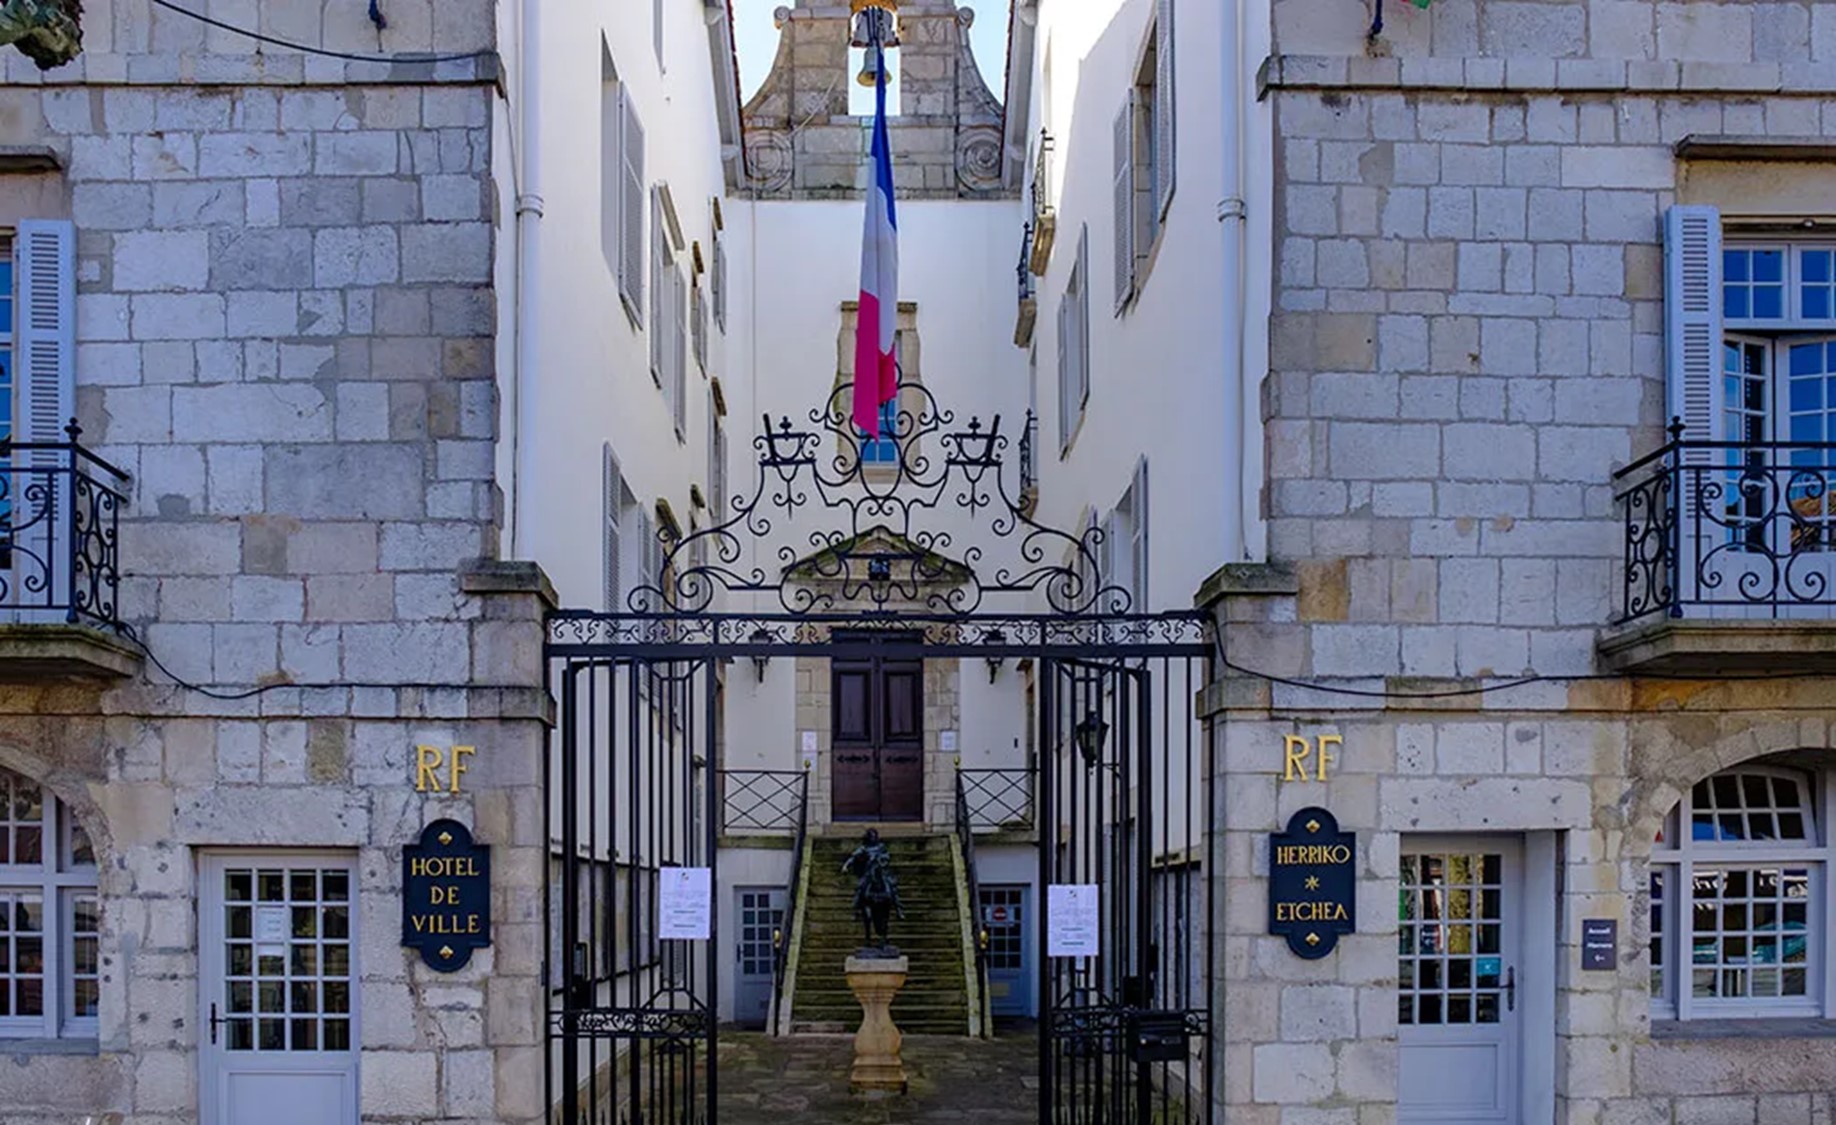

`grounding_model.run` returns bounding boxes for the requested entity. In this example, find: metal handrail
[959,766,1036,831]
[1018,413,1038,503]
[0,422,130,628]
[1031,130,1055,222]
[768,767,810,1035]
[719,768,806,834]
[954,768,990,1027]
[1613,426,1836,621]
